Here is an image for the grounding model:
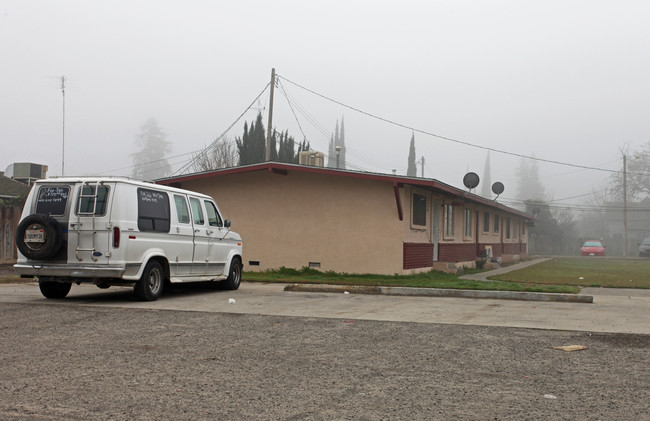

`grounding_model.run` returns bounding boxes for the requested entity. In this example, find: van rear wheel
[39,279,71,299]
[134,261,164,301]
